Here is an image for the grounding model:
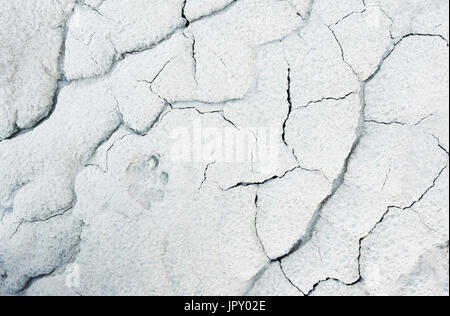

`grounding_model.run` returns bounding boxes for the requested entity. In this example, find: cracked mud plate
[0,0,448,297]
